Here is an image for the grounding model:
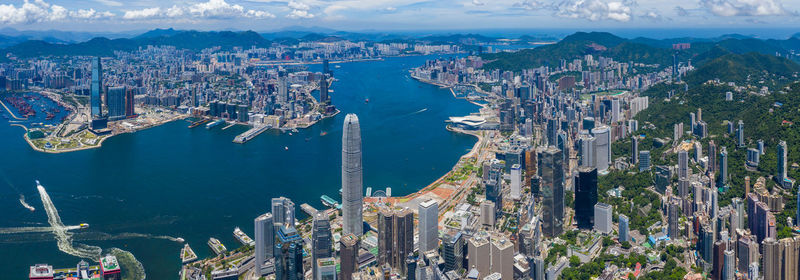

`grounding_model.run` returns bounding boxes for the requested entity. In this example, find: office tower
[532,257,545,280]
[678,150,689,179]
[575,167,598,229]
[763,238,780,280]
[737,120,745,147]
[278,72,288,103]
[593,203,612,234]
[672,52,679,81]
[539,146,564,237]
[418,200,439,253]
[580,134,595,168]
[480,200,496,227]
[339,234,359,280]
[668,201,680,239]
[591,126,610,172]
[484,164,503,218]
[442,232,464,272]
[722,249,734,280]
[778,140,788,187]
[405,255,416,280]
[378,208,414,275]
[695,141,703,162]
[490,238,514,279]
[320,76,329,104]
[712,240,726,280]
[583,117,595,131]
[711,188,719,219]
[312,212,333,279]
[546,118,558,146]
[468,236,490,277]
[709,141,717,174]
[91,57,103,118]
[631,136,638,165]
[254,213,274,276]
[639,150,651,171]
[342,114,364,236]
[274,225,304,280]
[678,178,690,198]
[510,164,522,200]
[107,86,126,120]
[719,147,728,186]
[619,214,630,242]
[316,257,336,280]
[732,198,745,230]
[124,87,134,117]
[272,197,295,226]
